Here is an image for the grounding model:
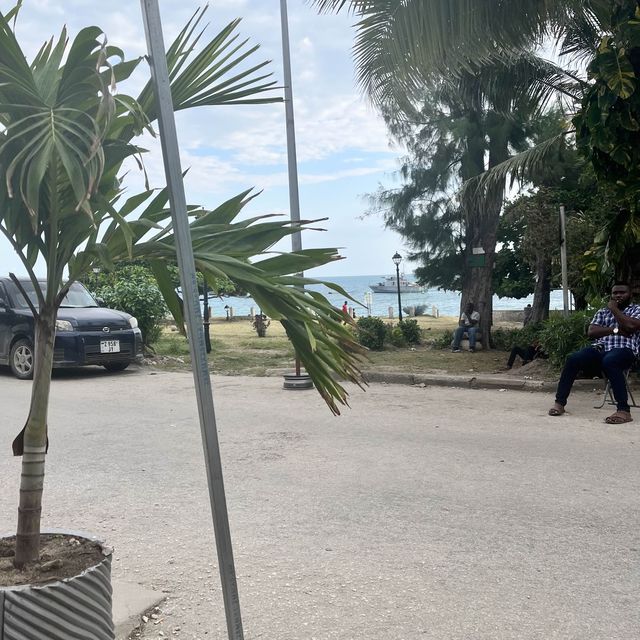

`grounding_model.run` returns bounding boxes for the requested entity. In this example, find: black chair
[594,364,638,409]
